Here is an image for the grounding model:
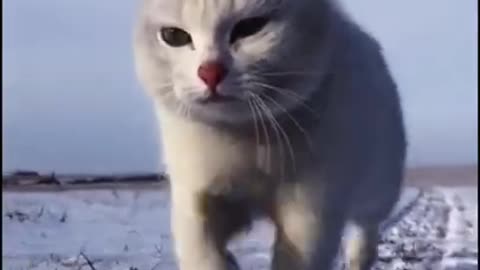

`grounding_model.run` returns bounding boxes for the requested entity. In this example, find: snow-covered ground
[2,186,477,270]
